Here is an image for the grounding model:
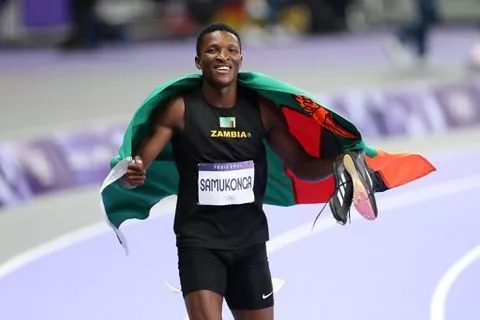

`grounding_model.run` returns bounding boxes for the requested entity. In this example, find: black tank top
[171,86,269,249]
